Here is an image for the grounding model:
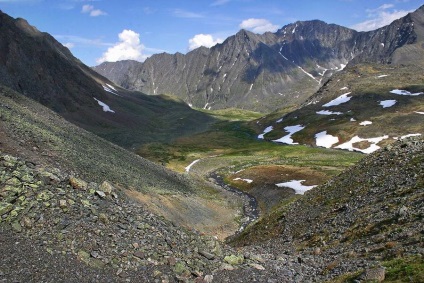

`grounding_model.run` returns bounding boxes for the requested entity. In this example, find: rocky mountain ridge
[94,5,424,112]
